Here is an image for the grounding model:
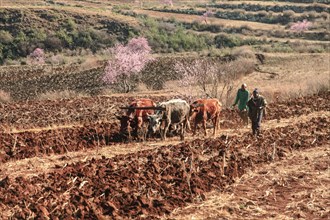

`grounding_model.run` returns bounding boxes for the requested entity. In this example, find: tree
[175,57,255,106]
[28,48,45,65]
[176,58,218,98]
[290,19,312,32]
[102,37,154,93]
